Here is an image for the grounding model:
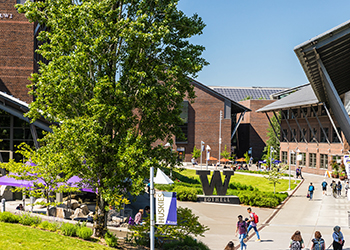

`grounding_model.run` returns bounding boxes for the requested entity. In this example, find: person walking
[321,180,328,196]
[246,207,261,241]
[331,180,337,198]
[289,230,305,249]
[235,215,247,250]
[224,241,234,250]
[345,181,349,197]
[308,183,315,200]
[337,181,342,196]
[332,226,344,250]
[310,231,325,250]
